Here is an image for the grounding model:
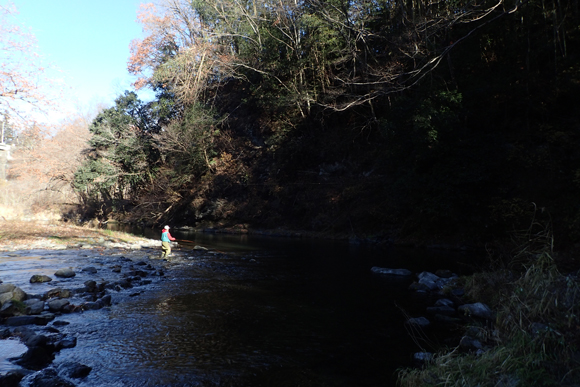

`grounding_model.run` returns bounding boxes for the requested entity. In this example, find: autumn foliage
[0,2,63,126]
